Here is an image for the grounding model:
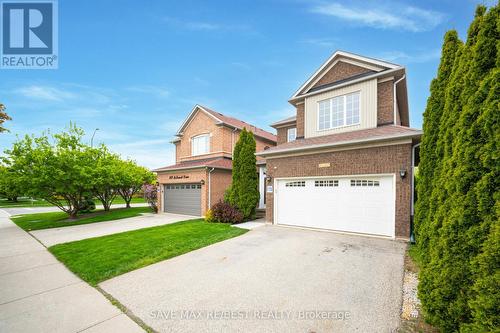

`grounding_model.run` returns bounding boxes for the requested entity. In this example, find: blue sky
[0,0,492,168]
